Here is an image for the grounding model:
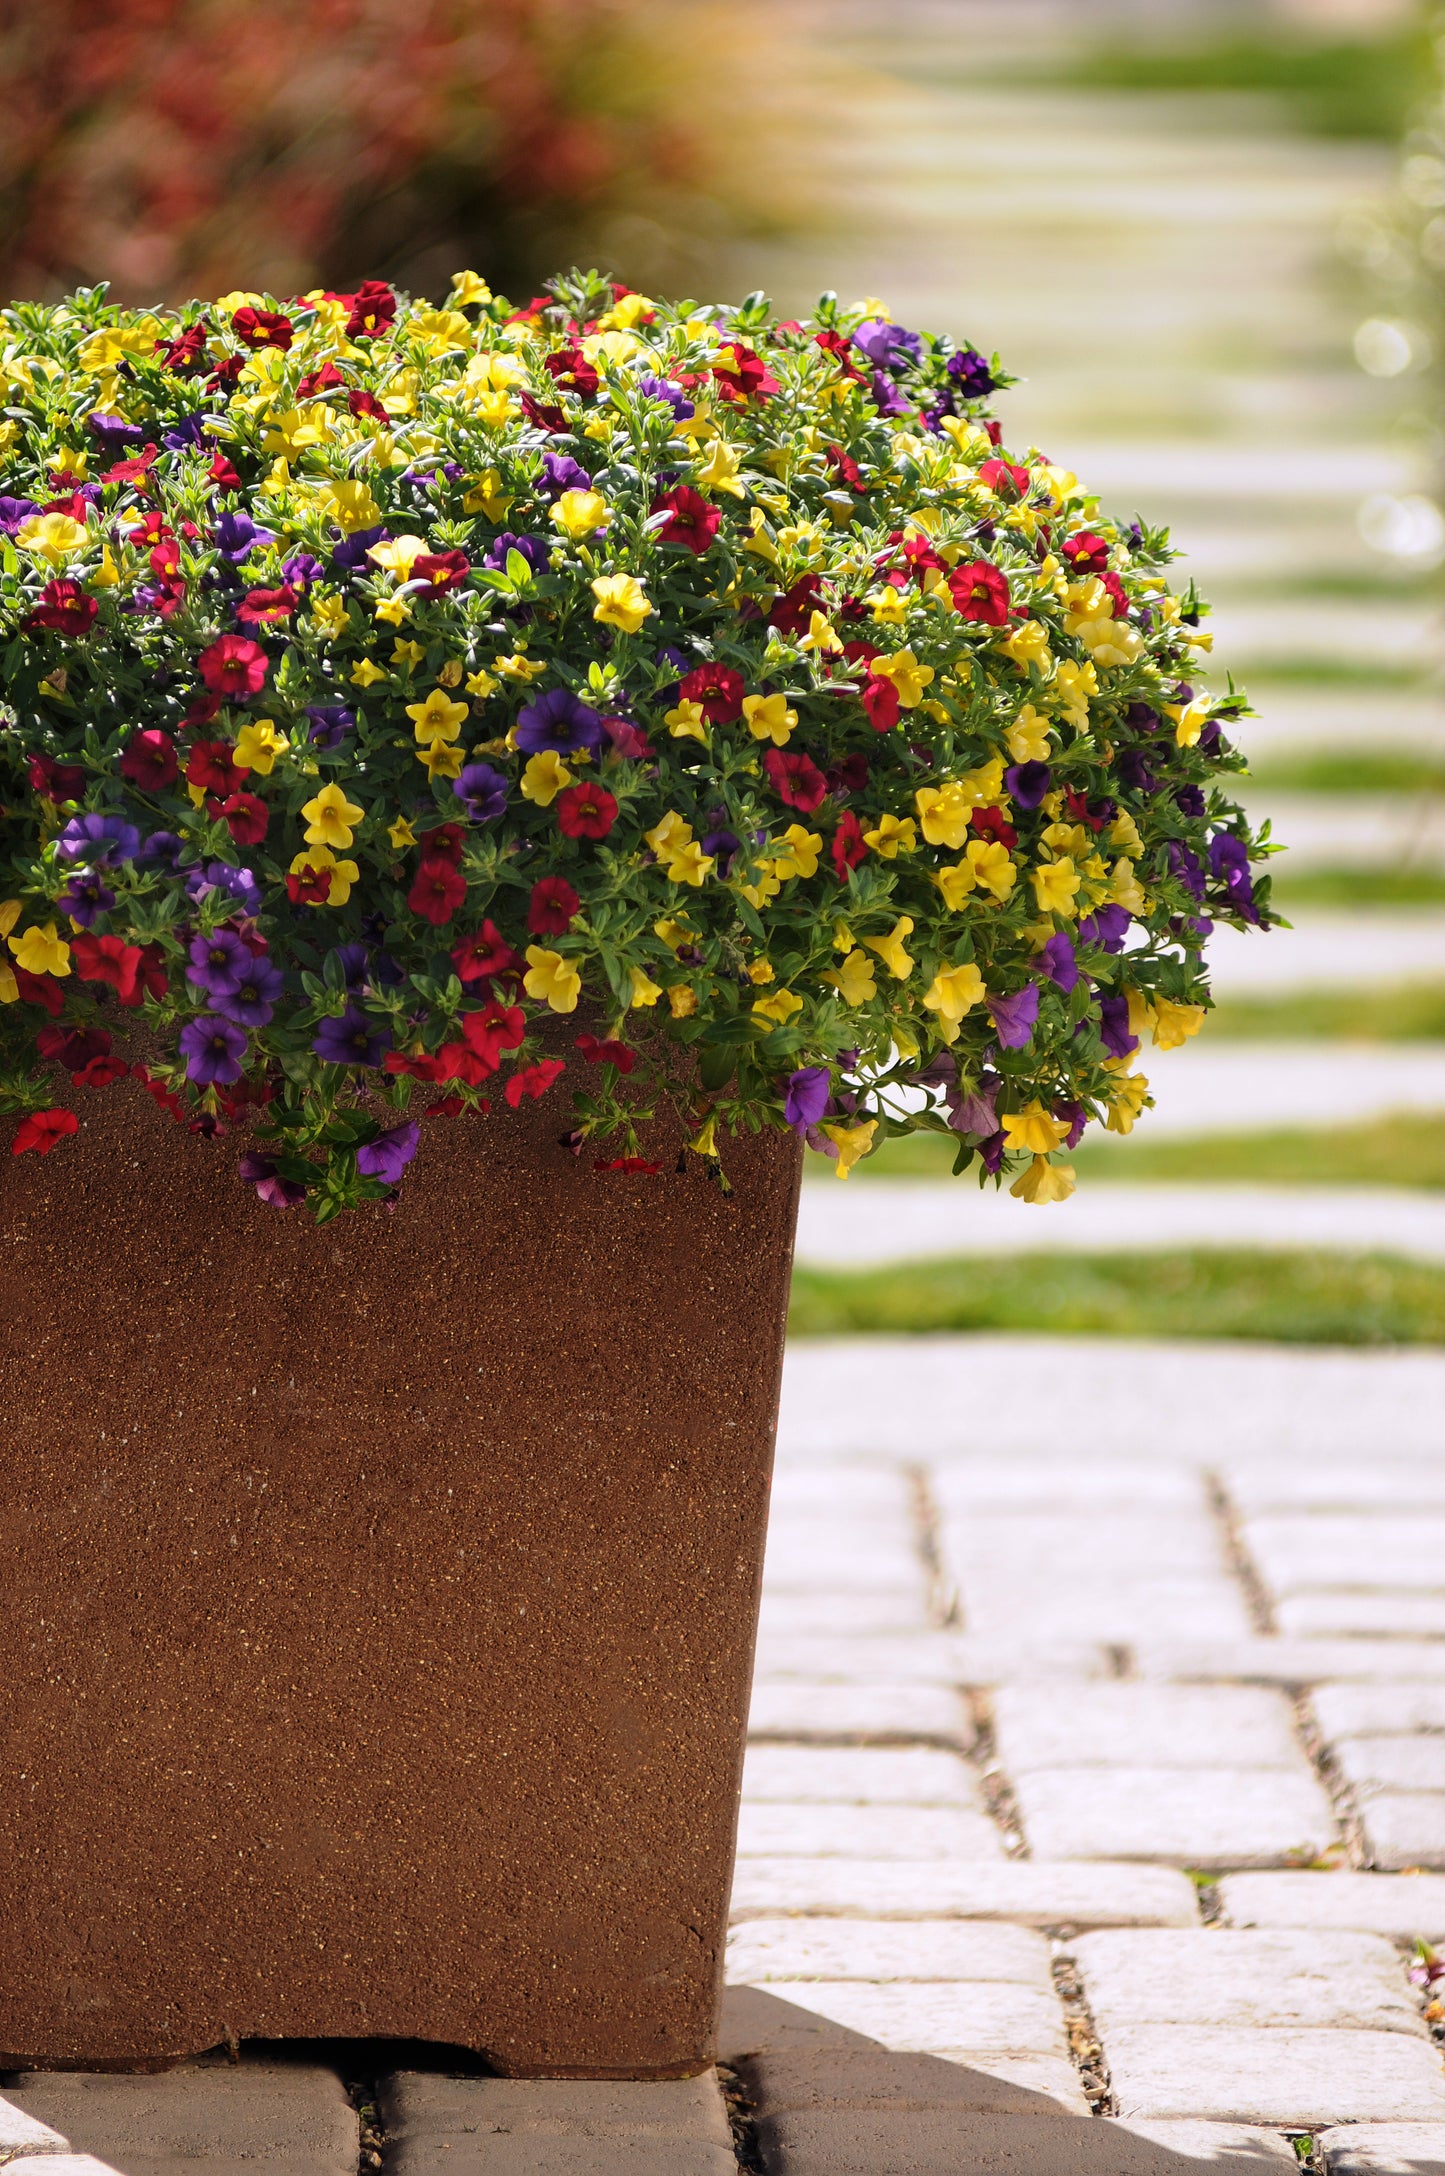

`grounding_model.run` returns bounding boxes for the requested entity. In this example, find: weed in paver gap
[343,2079,385,2173]
[1409,1939,1445,2048]
[1183,1870,1225,1925]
